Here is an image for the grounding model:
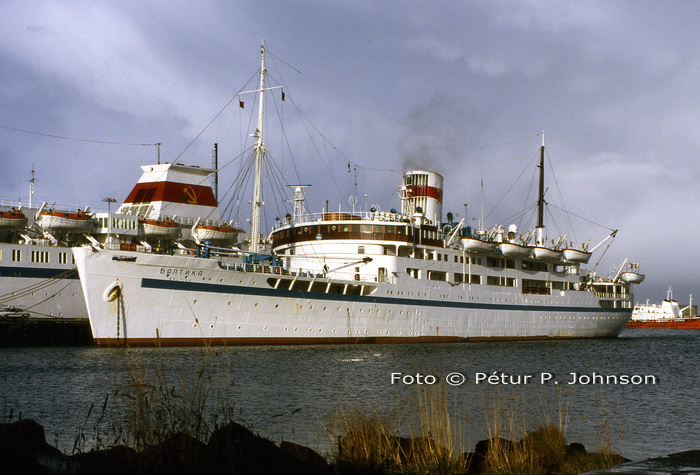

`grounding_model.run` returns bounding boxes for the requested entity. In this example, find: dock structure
[0,315,92,346]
